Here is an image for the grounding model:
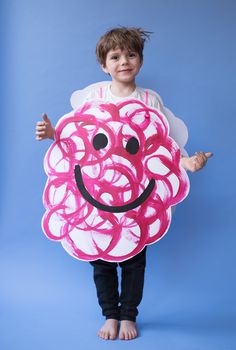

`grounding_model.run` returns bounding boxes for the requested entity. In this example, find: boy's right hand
[35,113,55,141]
